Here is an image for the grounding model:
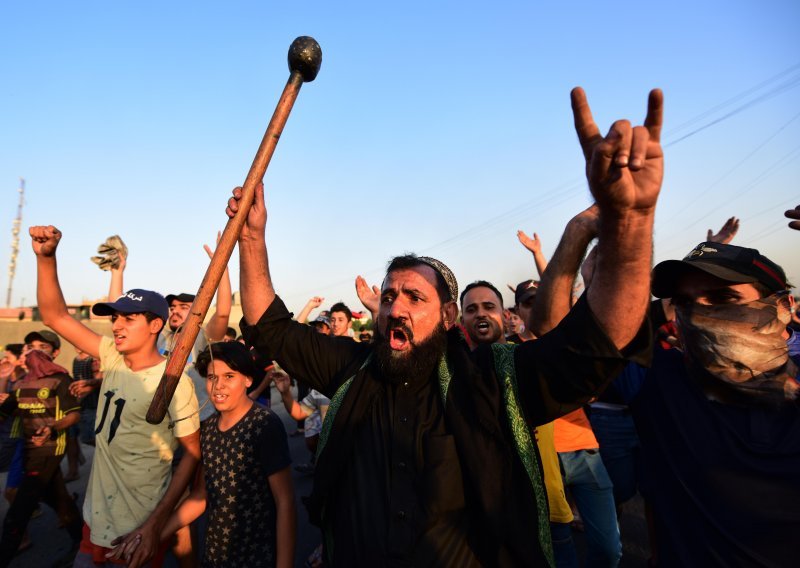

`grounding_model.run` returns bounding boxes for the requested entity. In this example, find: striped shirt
[0,372,80,457]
